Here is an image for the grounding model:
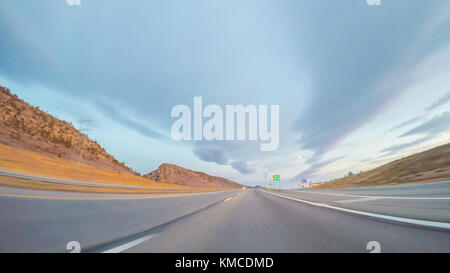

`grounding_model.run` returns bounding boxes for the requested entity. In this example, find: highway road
[0,181,449,253]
